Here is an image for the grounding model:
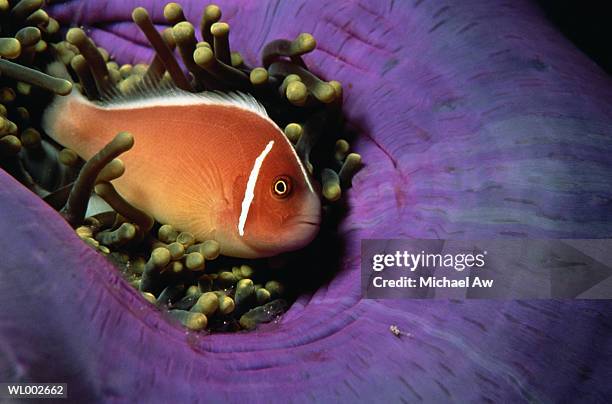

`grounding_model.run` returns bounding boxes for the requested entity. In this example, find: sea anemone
[1,0,612,402]
[1,0,360,333]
